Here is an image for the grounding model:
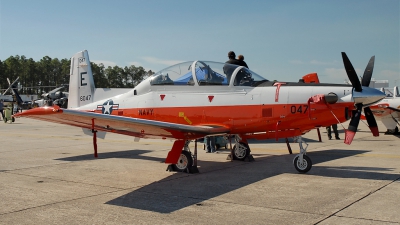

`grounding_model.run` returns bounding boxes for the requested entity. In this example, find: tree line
[0,55,154,97]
